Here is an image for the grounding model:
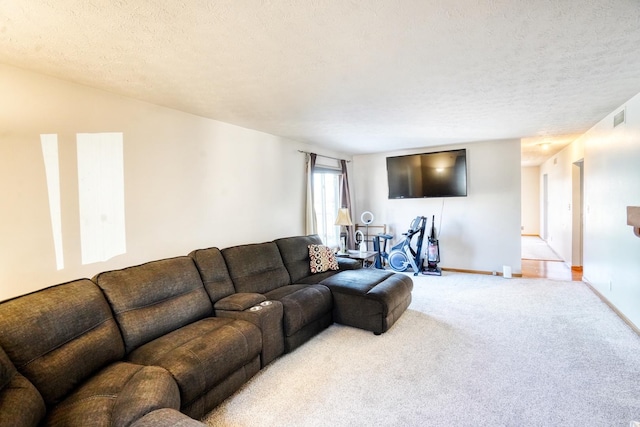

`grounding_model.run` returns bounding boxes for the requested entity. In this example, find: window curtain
[305,153,317,235]
[340,159,355,250]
